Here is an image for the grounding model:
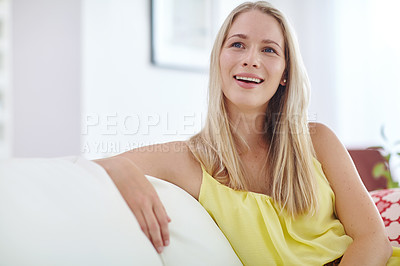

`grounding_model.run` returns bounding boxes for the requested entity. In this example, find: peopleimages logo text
[82,112,206,136]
